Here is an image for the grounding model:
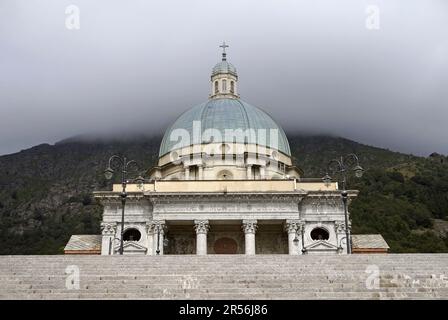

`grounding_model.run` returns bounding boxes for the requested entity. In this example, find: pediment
[305,240,339,251]
[114,241,147,252]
